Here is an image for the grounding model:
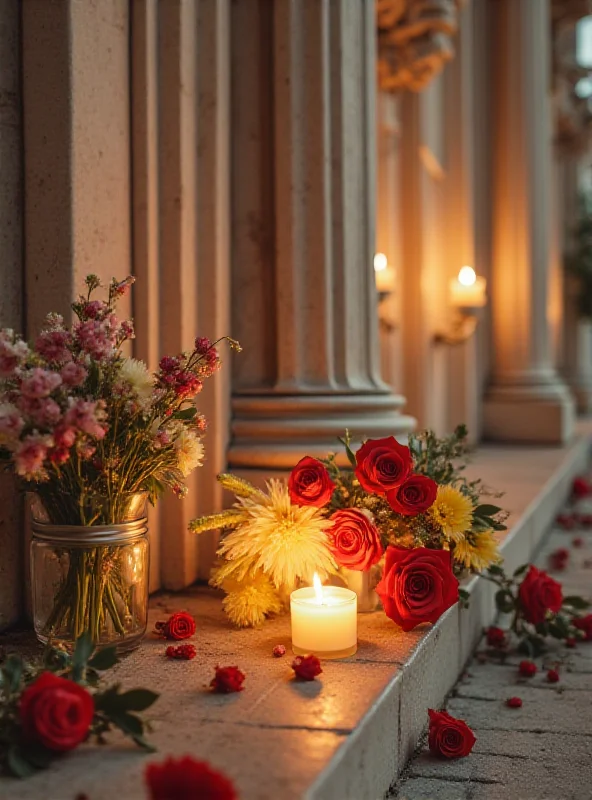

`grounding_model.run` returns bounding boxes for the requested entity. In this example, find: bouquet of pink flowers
[0,274,238,644]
